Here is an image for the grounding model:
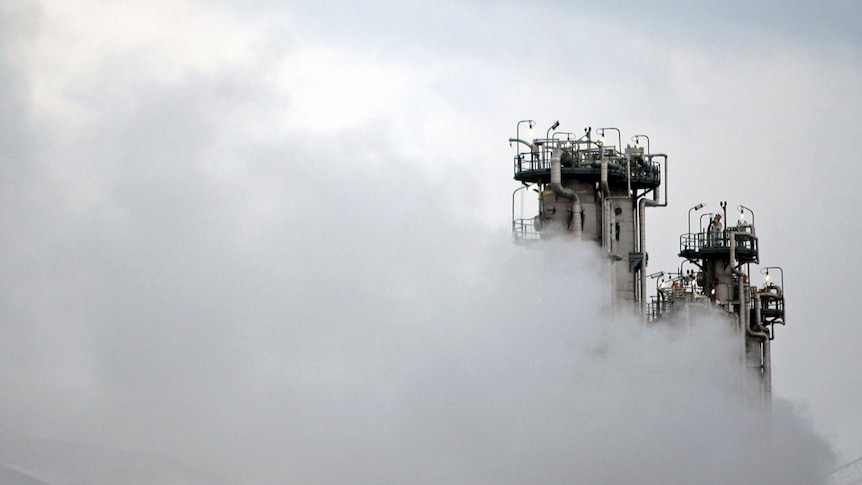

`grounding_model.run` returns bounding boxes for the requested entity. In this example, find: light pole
[648,271,666,316]
[648,271,665,291]
[632,134,650,154]
[688,203,705,235]
[509,120,536,171]
[516,119,535,146]
[552,132,579,142]
[598,127,621,151]
[761,266,784,291]
[546,120,560,140]
[654,273,666,293]
[738,204,755,228]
